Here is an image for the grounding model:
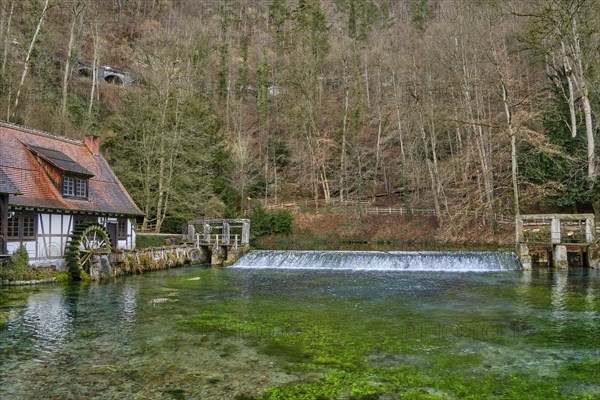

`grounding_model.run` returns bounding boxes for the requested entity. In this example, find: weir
[233,250,521,272]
